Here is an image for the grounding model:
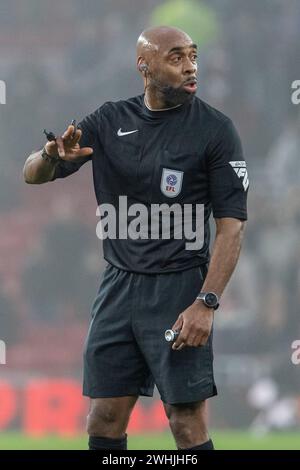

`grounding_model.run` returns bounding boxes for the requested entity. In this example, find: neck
[144,92,182,111]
